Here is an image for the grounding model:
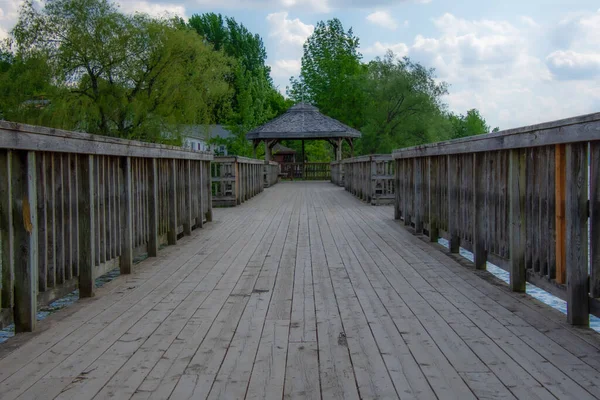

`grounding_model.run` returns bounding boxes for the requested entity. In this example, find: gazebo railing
[342,155,395,205]
[211,156,265,207]
[280,162,331,180]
